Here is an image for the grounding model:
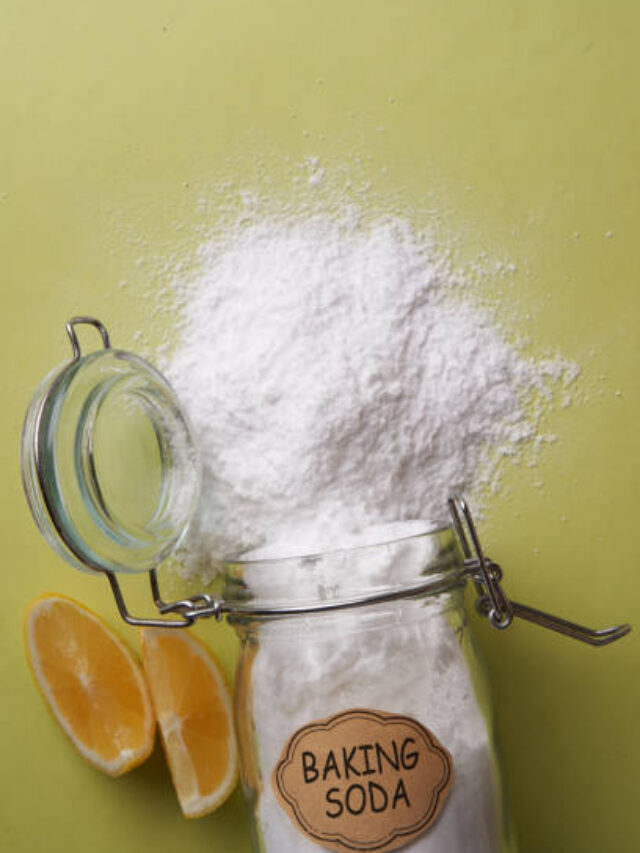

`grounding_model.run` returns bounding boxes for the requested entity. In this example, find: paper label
[272,708,454,852]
